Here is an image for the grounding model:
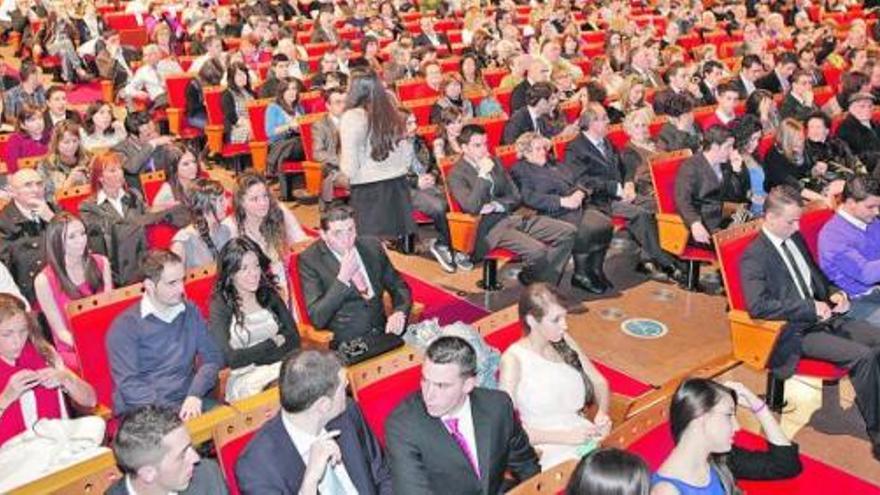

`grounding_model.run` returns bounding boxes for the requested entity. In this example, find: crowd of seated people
[2,0,880,492]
